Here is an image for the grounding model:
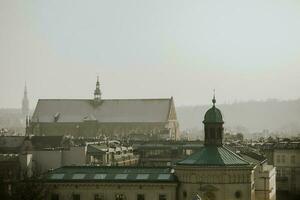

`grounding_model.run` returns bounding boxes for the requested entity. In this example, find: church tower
[203,93,224,146]
[22,83,29,116]
[94,76,102,104]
